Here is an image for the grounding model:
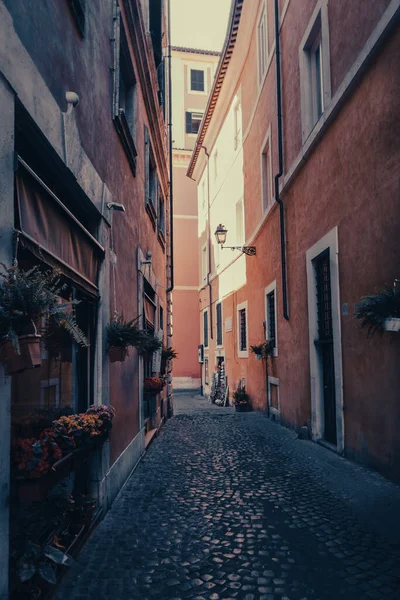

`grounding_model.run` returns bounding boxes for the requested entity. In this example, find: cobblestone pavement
[56,393,400,600]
